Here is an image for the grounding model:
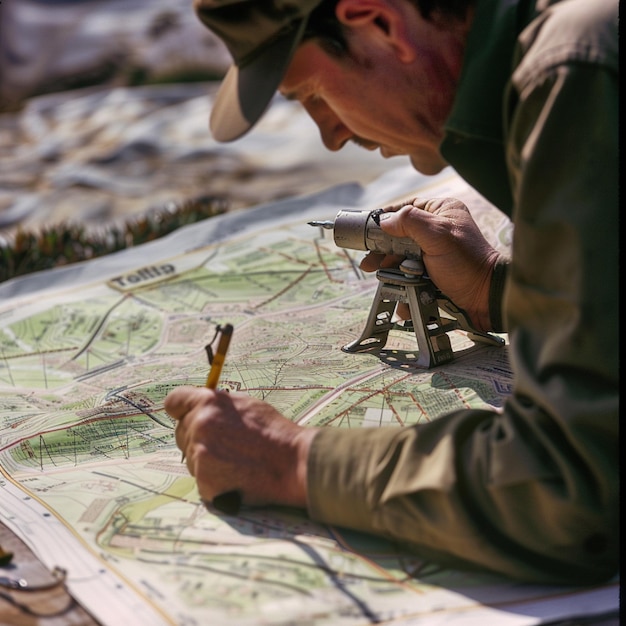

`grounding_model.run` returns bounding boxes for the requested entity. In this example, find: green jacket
[307,0,619,584]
